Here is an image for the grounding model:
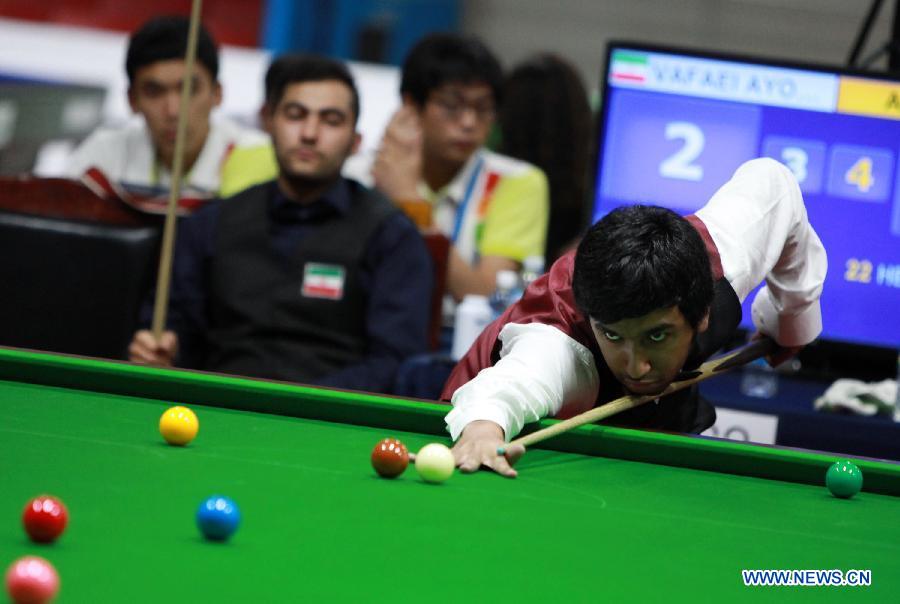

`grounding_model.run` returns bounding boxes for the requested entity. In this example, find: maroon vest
[440,215,738,432]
